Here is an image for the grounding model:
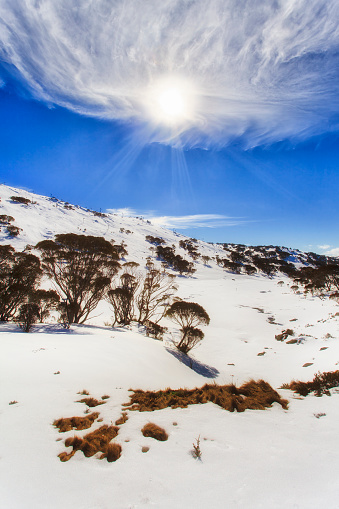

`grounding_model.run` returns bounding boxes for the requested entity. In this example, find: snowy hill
[1,184,339,509]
